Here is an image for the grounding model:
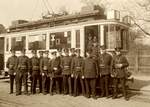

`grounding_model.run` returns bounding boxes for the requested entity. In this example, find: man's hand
[119,64,123,68]
[99,73,102,77]
[42,73,45,76]
[82,76,84,79]
[111,74,114,77]
[115,64,123,68]
[71,74,74,78]
[53,67,58,70]
[13,72,16,75]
